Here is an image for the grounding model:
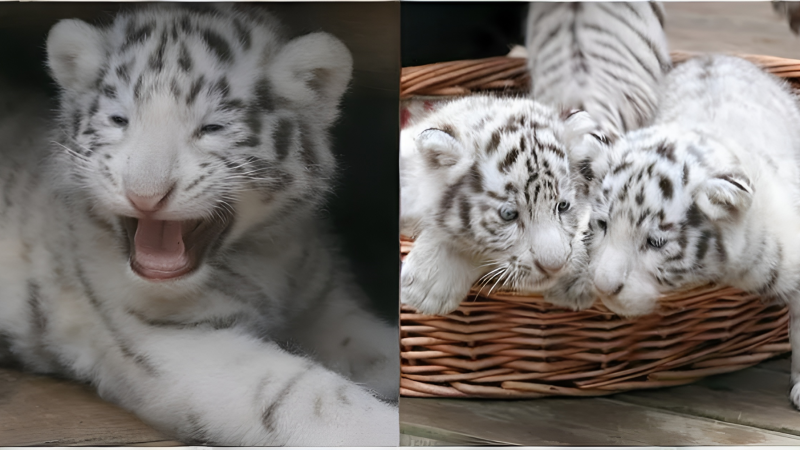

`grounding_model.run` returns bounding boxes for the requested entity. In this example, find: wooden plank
[400,428,490,447]
[611,360,799,437]
[400,396,800,445]
[0,368,180,446]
